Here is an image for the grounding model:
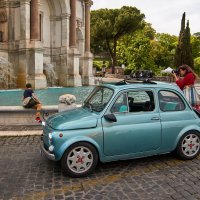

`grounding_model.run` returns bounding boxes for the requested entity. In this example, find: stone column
[17,0,31,88]
[27,0,46,89]
[69,0,76,47]
[81,0,94,86]
[67,0,82,86]
[30,0,40,40]
[20,0,31,41]
[59,14,70,86]
[85,0,92,52]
